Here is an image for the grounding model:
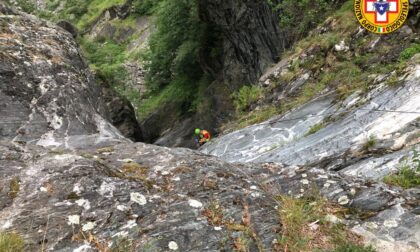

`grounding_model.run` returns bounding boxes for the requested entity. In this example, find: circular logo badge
[354,0,409,34]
